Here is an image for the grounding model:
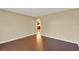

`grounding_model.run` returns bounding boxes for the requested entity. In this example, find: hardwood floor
[0,35,79,51]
